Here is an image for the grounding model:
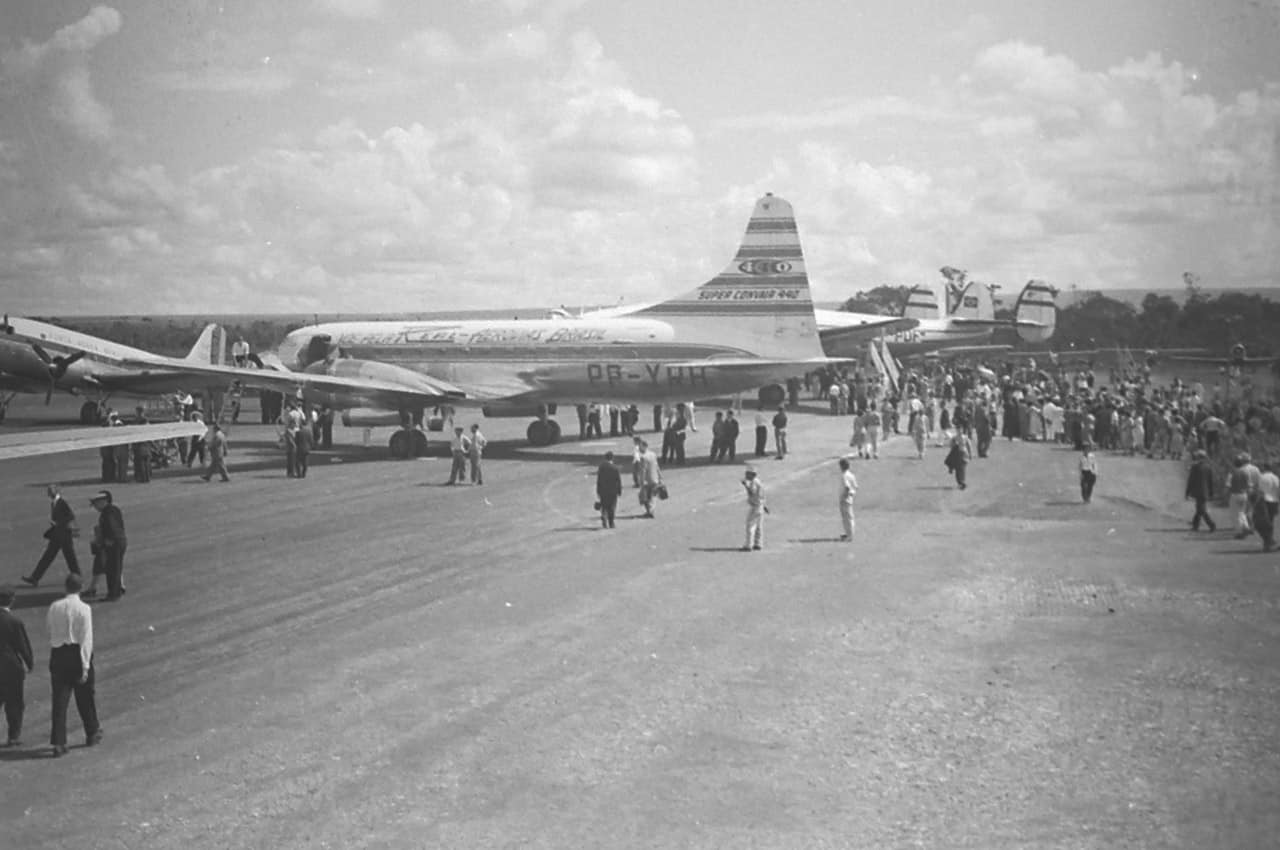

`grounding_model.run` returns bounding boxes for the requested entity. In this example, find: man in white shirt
[447,427,471,485]
[468,424,488,485]
[46,574,101,756]
[838,458,858,542]
[740,469,765,551]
